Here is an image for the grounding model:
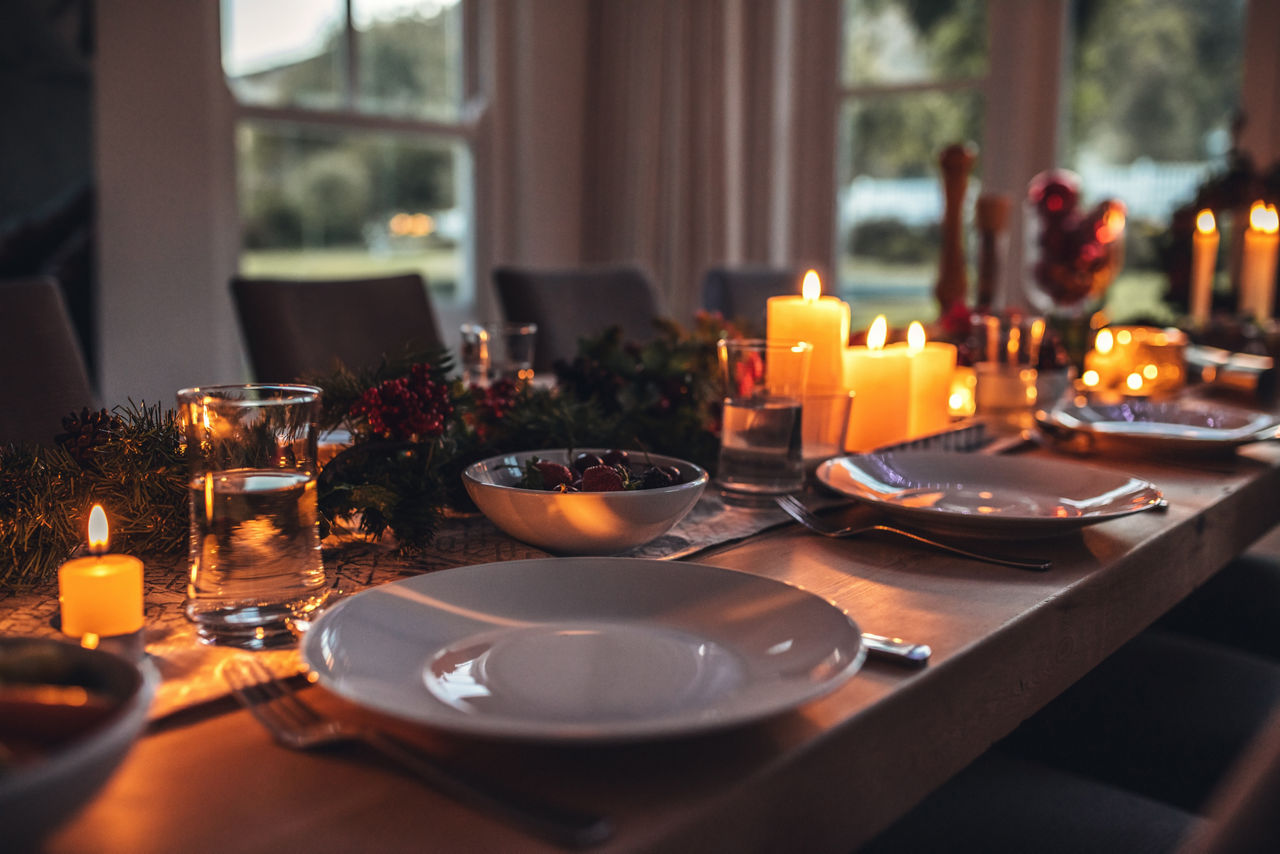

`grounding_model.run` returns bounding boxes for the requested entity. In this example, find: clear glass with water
[716,339,812,494]
[460,322,538,387]
[177,384,328,648]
